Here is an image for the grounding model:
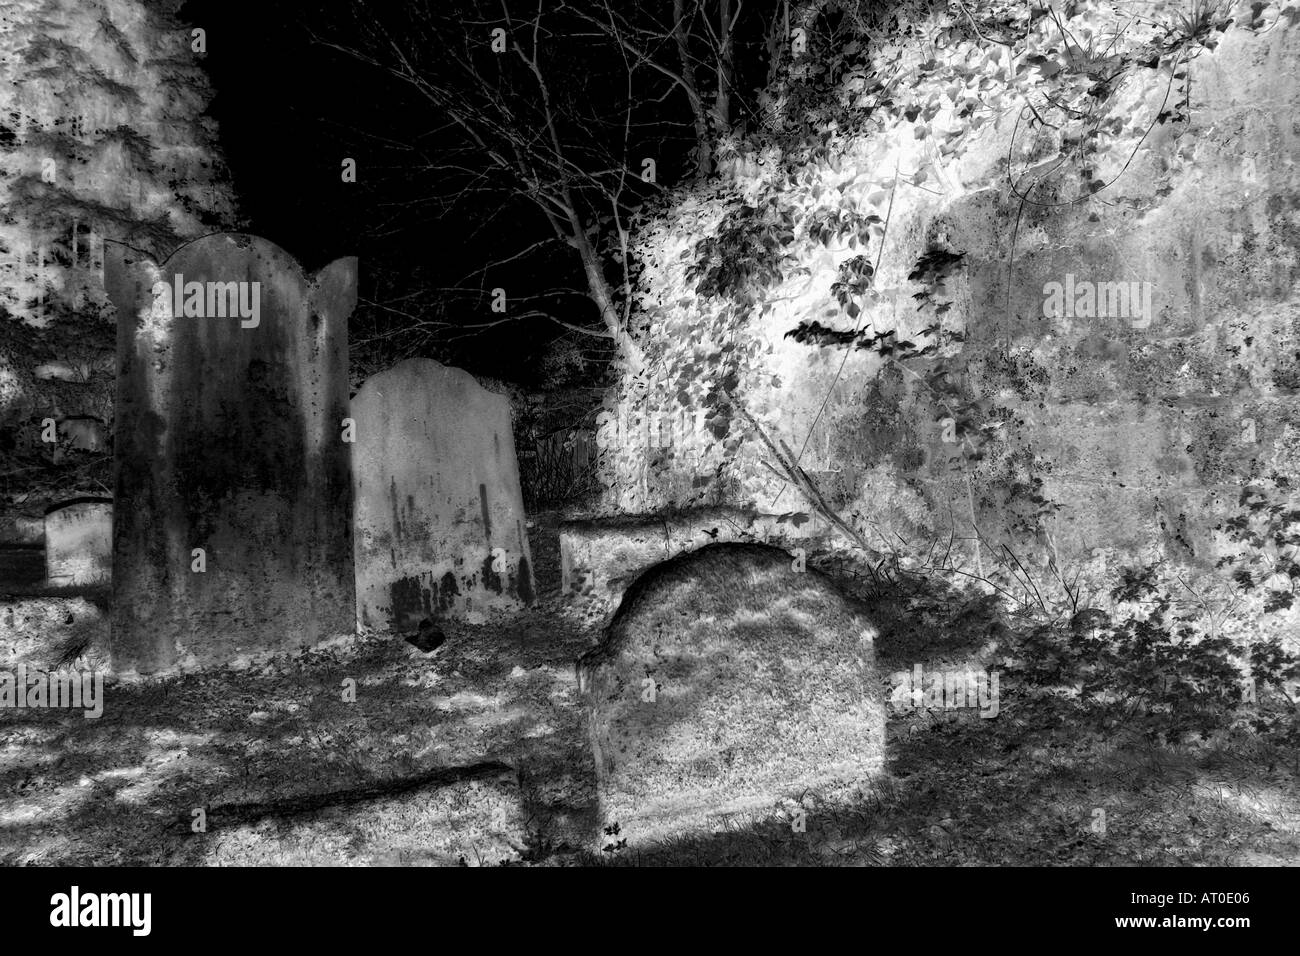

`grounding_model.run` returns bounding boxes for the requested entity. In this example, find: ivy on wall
[603,0,1298,591]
